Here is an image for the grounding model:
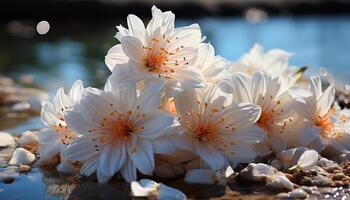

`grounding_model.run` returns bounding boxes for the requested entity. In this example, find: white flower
[220,71,300,152]
[194,43,228,84]
[297,76,336,152]
[289,150,319,172]
[131,179,187,200]
[228,43,302,88]
[63,79,178,183]
[172,84,264,170]
[105,6,205,98]
[38,80,84,168]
